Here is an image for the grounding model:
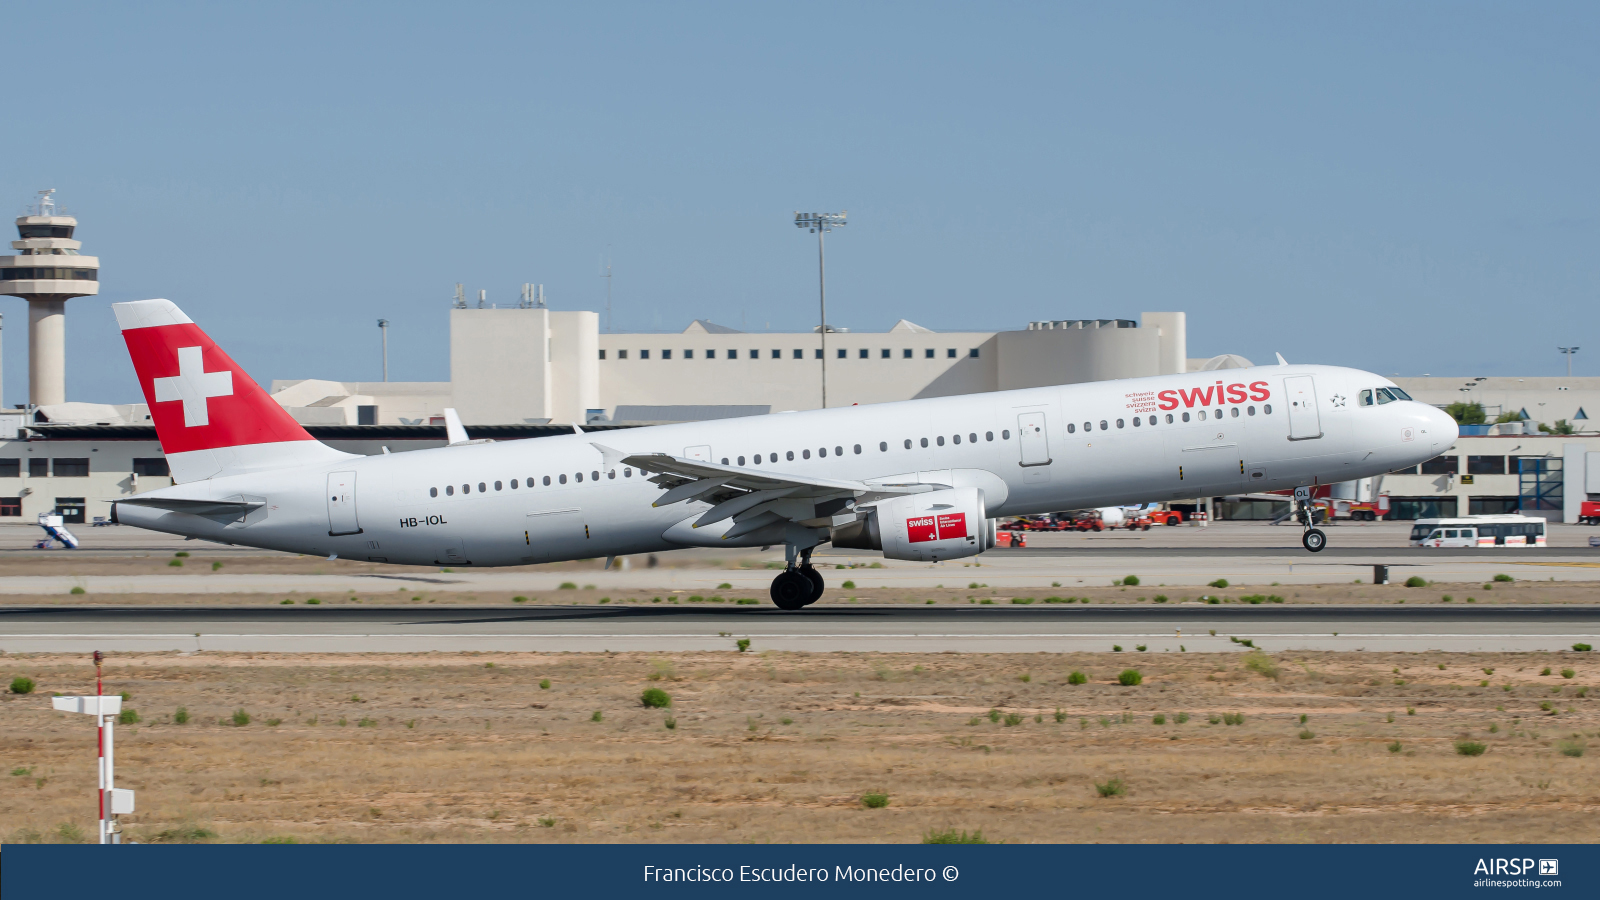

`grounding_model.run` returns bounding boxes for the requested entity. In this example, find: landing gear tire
[770,569,811,610]
[1302,528,1327,553]
[799,565,825,606]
